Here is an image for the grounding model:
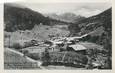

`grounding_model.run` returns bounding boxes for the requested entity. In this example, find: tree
[41,48,50,66]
